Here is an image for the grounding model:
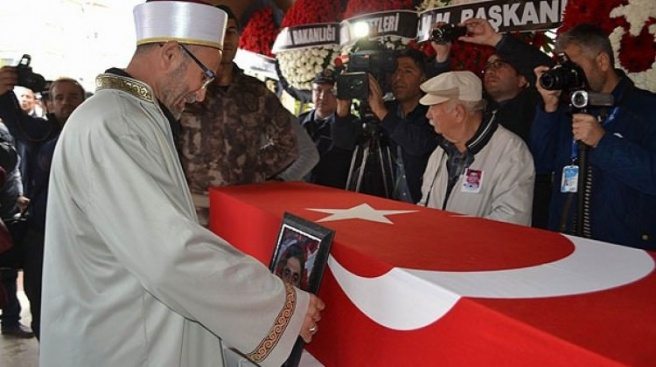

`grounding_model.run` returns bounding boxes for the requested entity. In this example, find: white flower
[609,0,656,91]
[277,45,340,91]
[416,0,451,12]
